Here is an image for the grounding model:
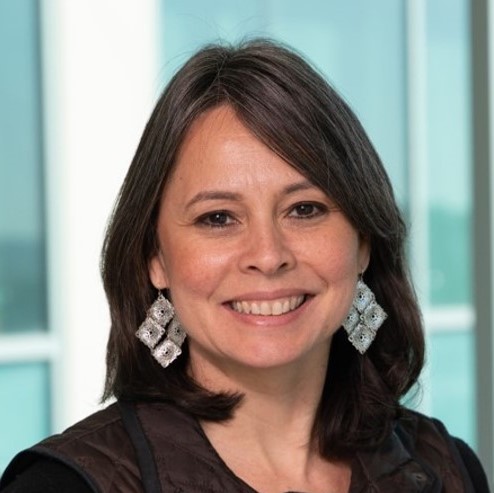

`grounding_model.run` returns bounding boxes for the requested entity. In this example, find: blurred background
[1,0,493,484]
